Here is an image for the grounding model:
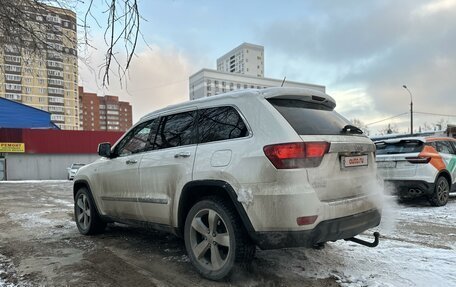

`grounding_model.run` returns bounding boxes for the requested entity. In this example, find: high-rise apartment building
[79,87,132,132]
[0,4,79,130]
[190,43,325,100]
[216,43,264,78]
